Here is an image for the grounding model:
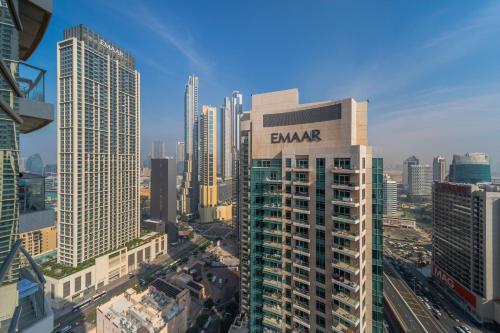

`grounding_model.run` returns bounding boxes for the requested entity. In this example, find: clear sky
[21,0,500,172]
